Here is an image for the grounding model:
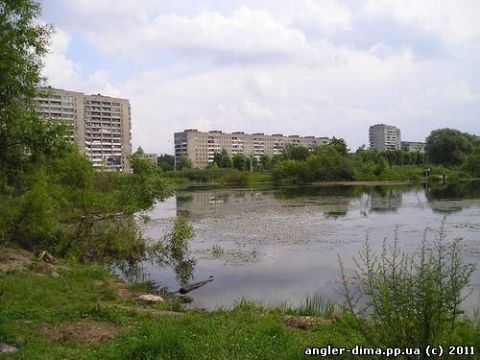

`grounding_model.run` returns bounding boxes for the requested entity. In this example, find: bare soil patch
[41,319,121,344]
[0,248,32,273]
